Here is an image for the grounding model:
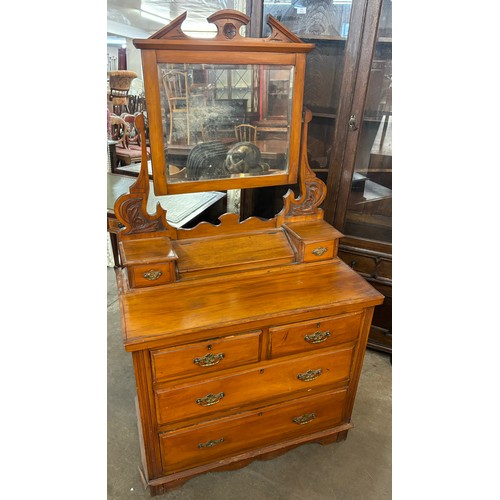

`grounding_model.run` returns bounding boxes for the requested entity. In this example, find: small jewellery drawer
[155,345,354,426]
[128,263,175,288]
[269,312,362,358]
[151,331,261,383]
[302,241,336,262]
[159,388,348,474]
